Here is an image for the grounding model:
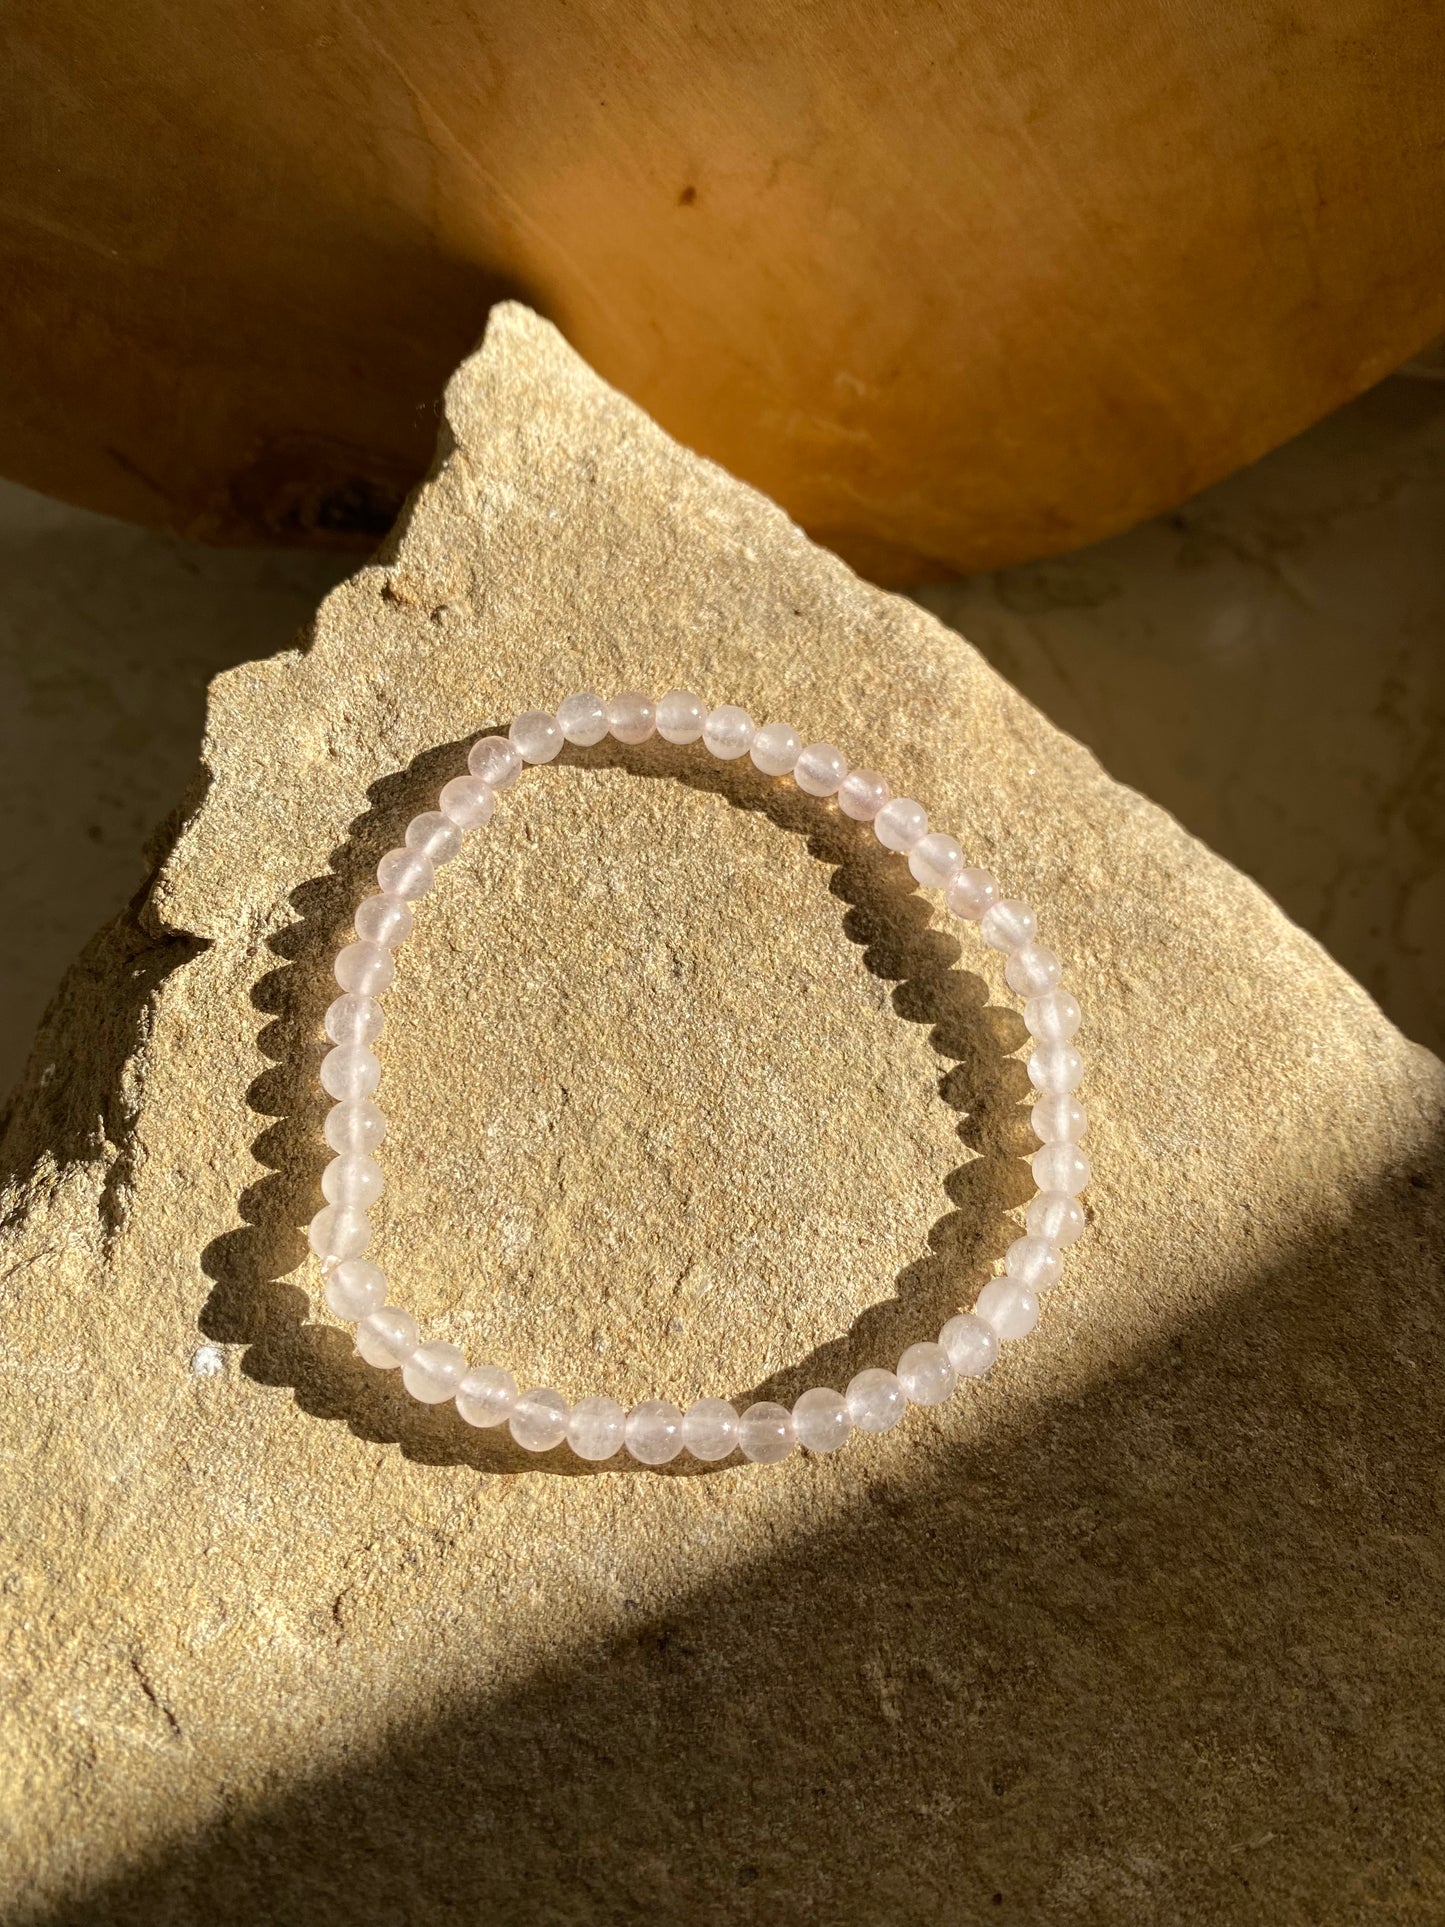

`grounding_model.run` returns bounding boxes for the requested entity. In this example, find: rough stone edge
[1,301,1439,1235]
